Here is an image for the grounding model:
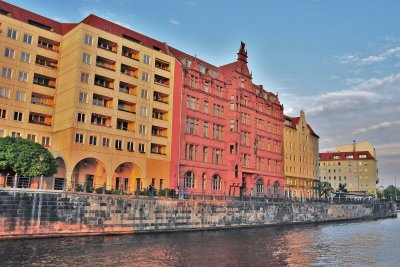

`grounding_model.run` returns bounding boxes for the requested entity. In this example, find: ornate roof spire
[237,41,248,63]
